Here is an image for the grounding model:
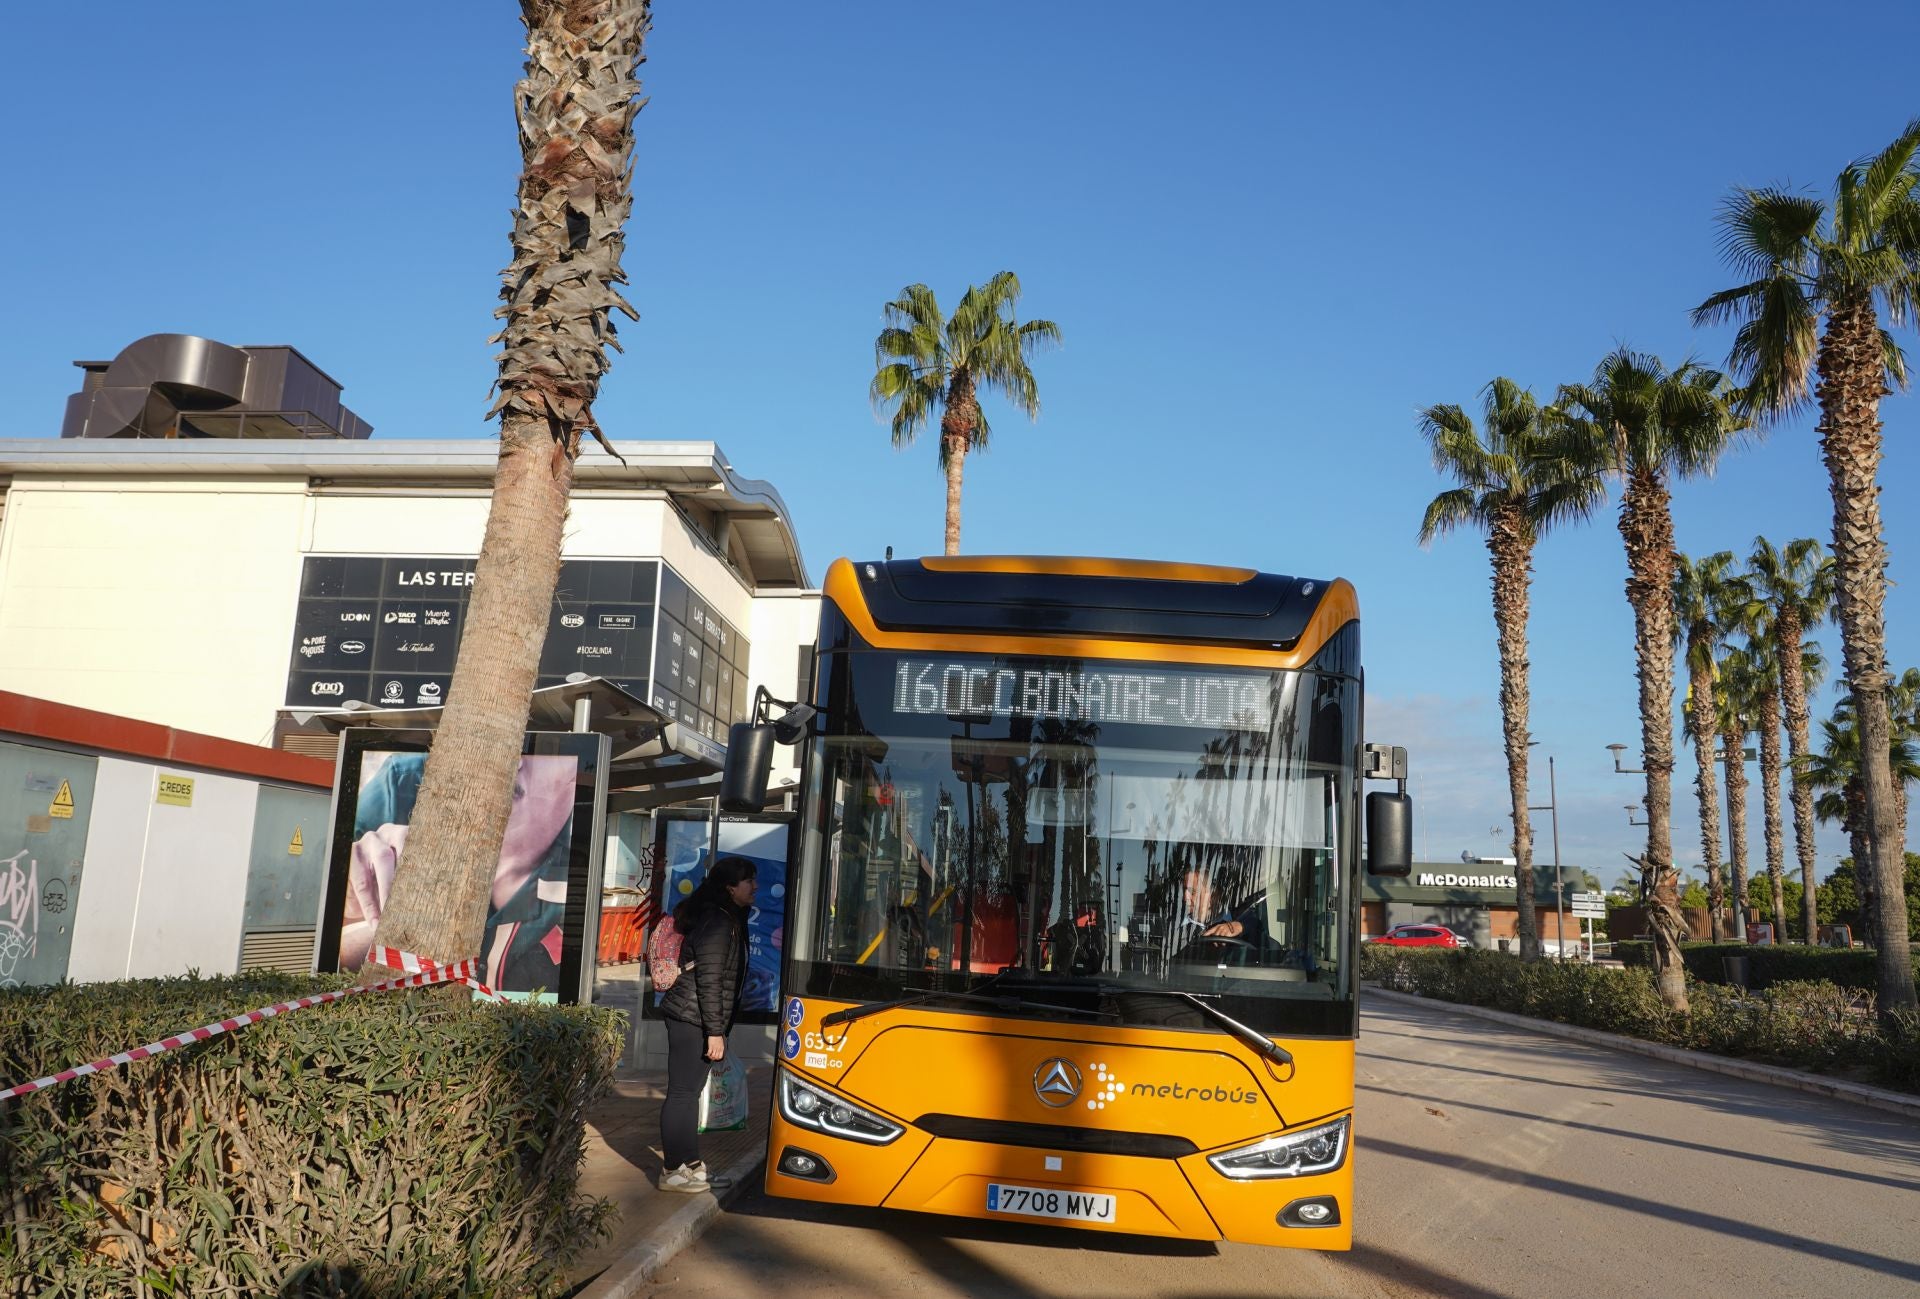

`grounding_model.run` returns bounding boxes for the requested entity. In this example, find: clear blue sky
[7,1,1918,890]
